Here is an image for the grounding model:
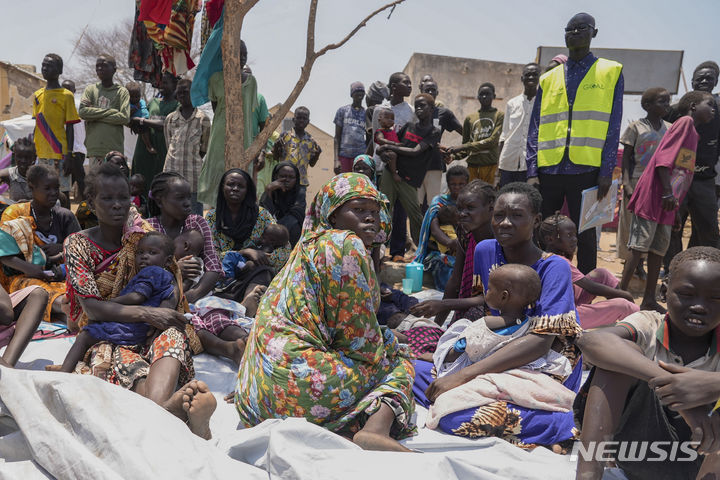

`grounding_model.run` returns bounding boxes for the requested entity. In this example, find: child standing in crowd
[58,232,179,373]
[126,82,155,155]
[618,87,671,276]
[129,173,148,217]
[273,107,321,195]
[33,53,80,208]
[79,55,130,170]
[374,107,402,184]
[164,79,211,216]
[620,90,716,312]
[0,136,35,202]
[333,82,367,174]
[540,213,639,328]
[447,82,504,185]
[378,94,442,250]
[576,247,720,480]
